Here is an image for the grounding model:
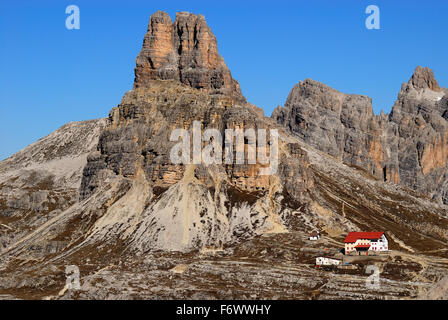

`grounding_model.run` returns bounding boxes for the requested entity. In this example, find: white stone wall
[316,257,341,266]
